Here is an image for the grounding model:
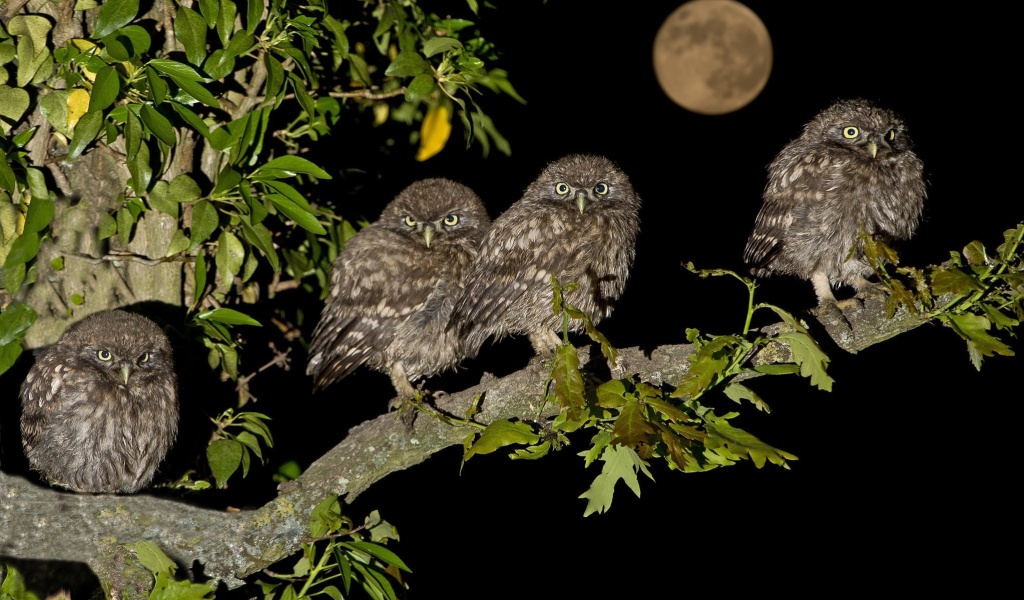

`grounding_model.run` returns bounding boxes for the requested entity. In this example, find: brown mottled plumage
[20,310,179,494]
[448,154,641,358]
[306,178,491,402]
[743,98,927,304]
